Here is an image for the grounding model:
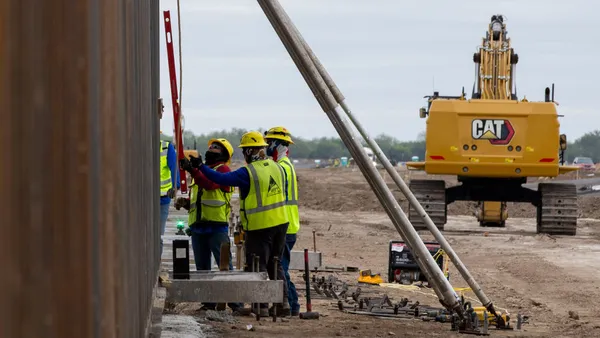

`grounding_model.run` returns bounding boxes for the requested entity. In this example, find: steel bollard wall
[0,1,162,337]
